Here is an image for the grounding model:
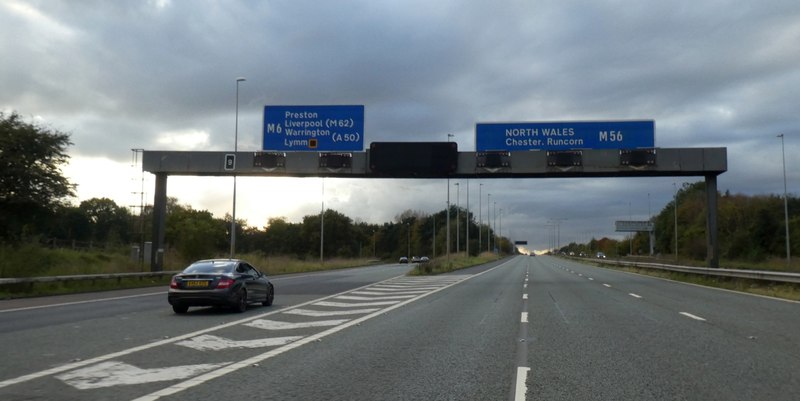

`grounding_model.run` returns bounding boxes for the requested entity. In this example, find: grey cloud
[2,0,798,251]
